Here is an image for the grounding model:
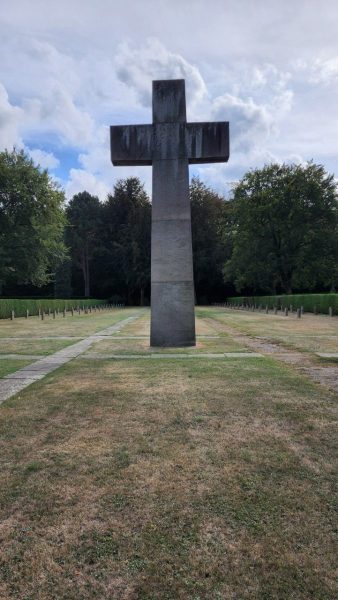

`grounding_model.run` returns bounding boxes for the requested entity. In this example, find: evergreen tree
[190,177,233,302]
[66,191,102,297]
[102,178,151,305]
